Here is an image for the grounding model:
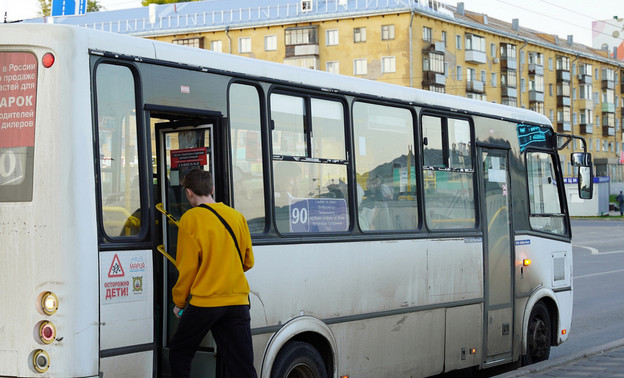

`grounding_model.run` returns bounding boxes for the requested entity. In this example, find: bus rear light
[42,52,55,68]
[523,259,532,266]
[40,291,58,315]
[32,349,50,373]
[562,329,567,335]
[37,321,56,344]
